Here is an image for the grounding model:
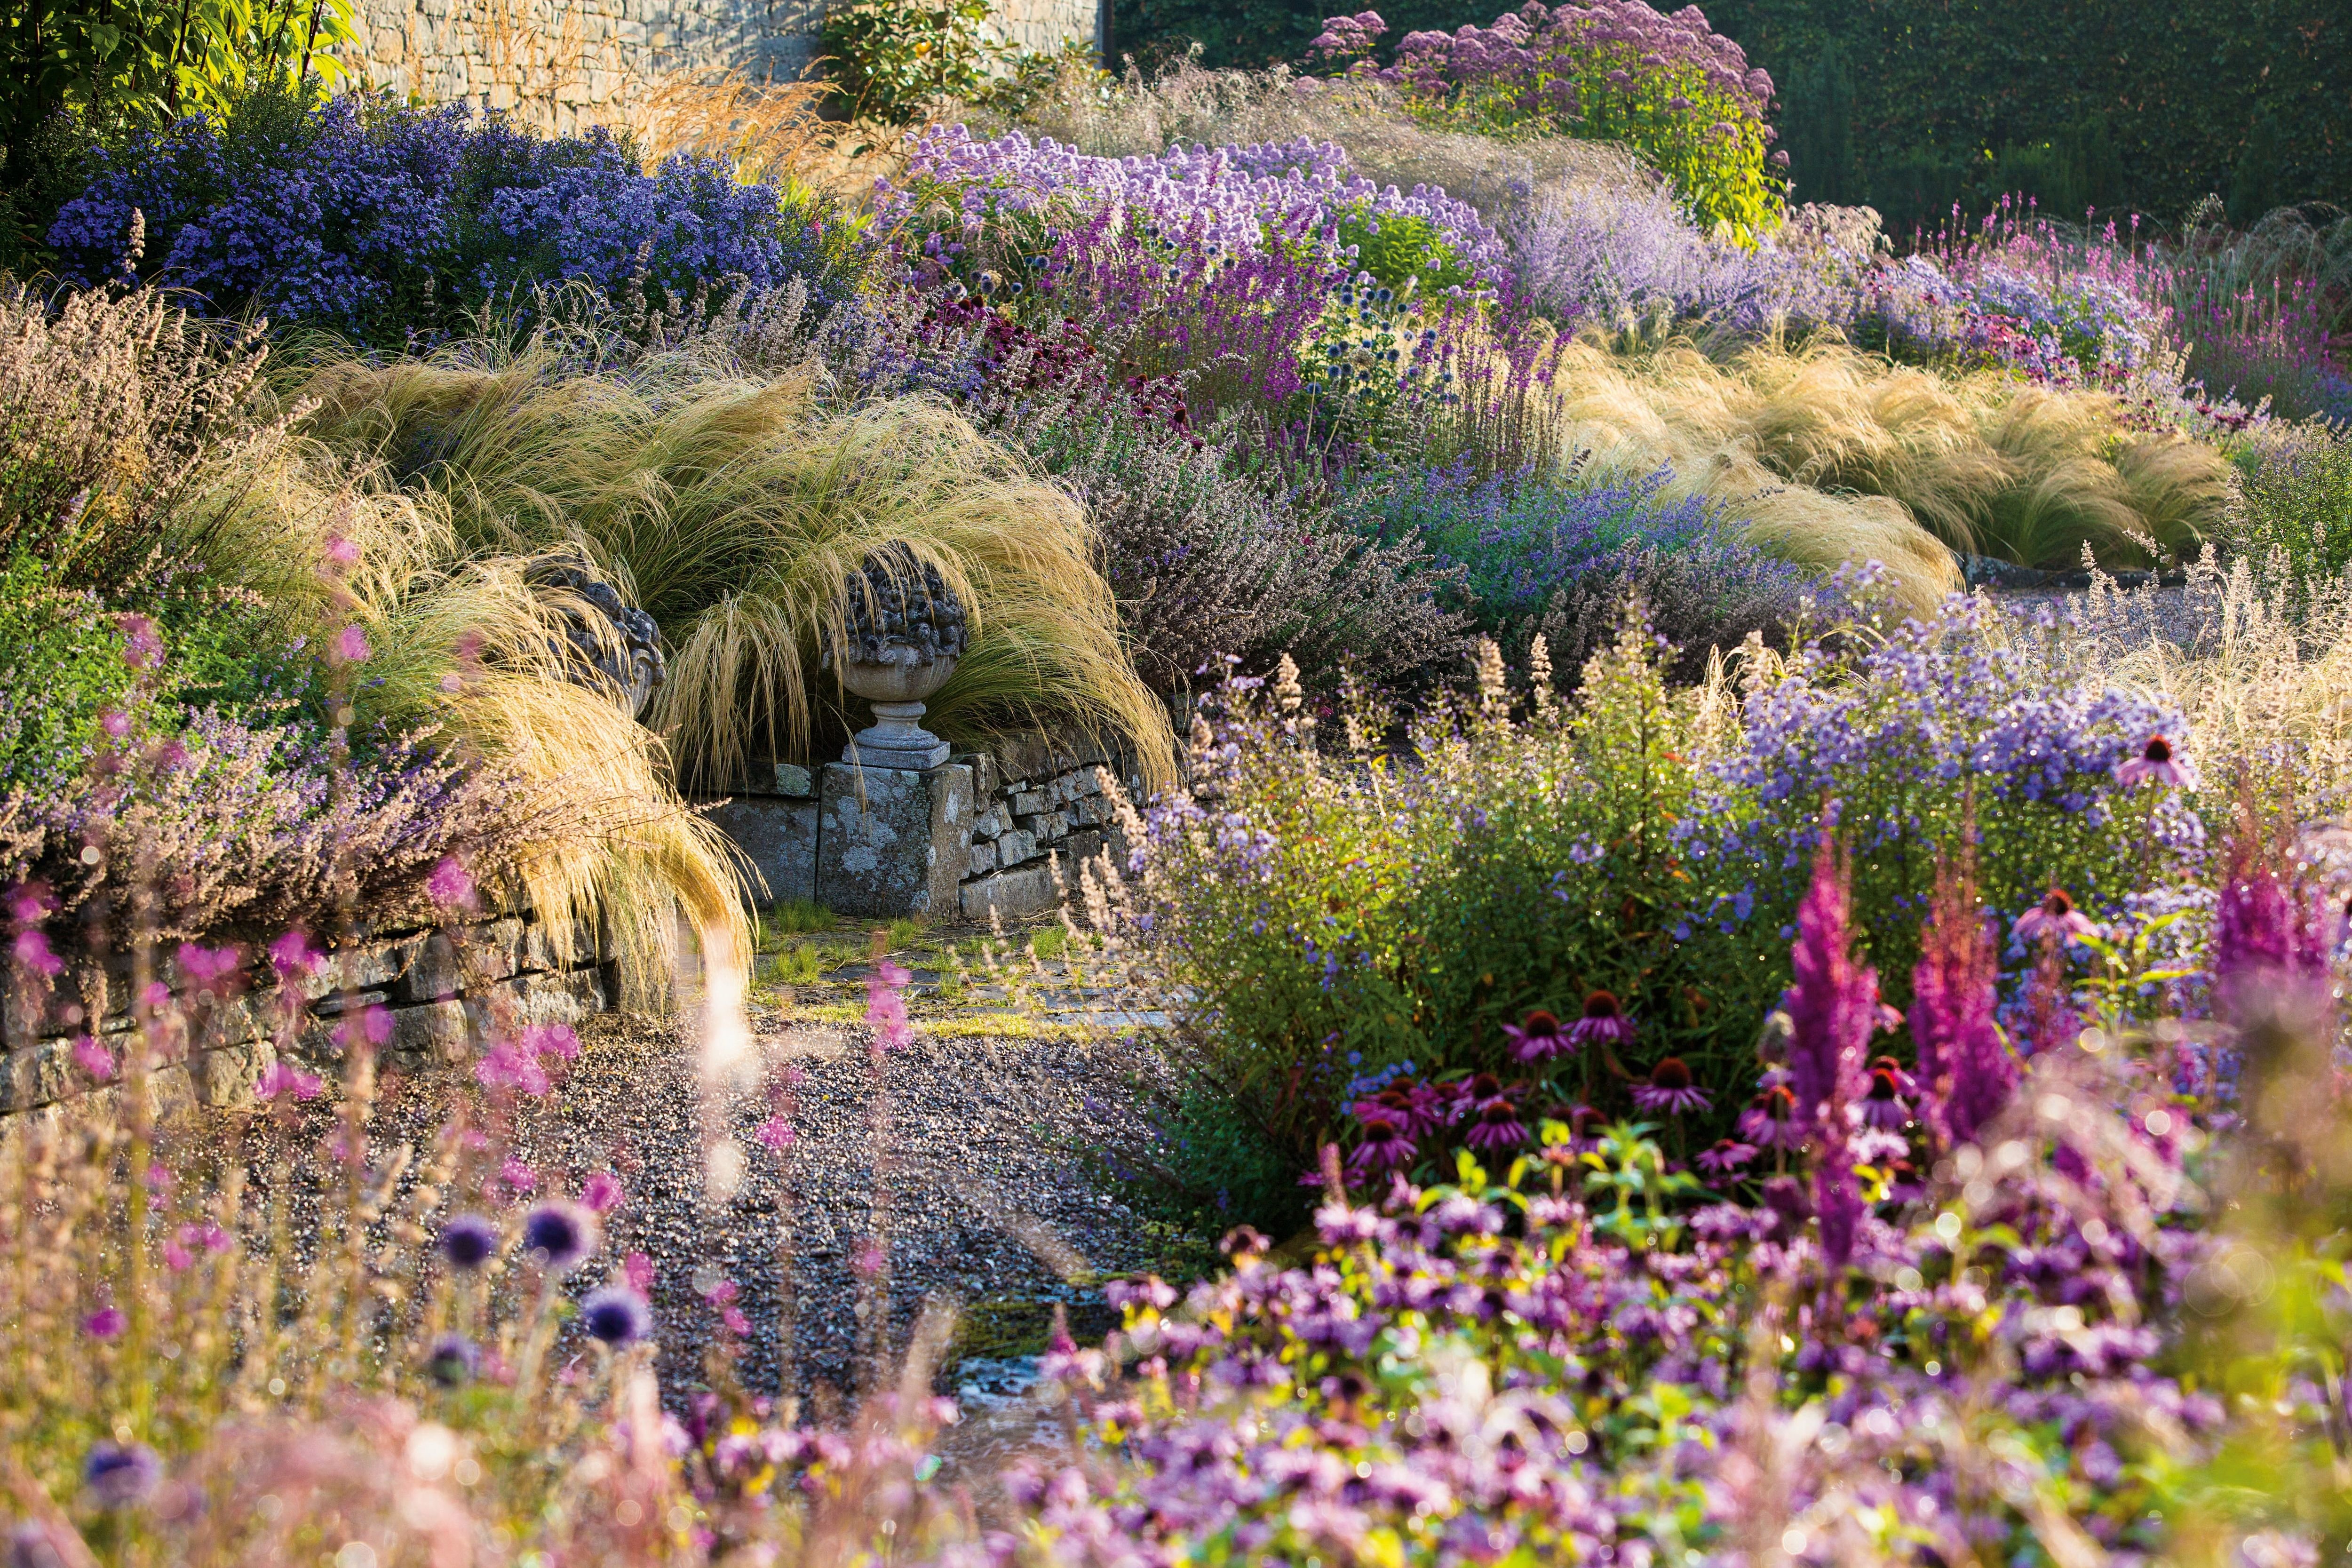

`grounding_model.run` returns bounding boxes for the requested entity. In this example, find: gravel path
[369,1006,1177,1412]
